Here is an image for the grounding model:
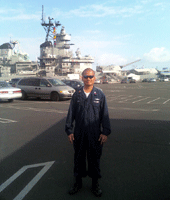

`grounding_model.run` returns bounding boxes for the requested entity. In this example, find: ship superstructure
[0,40,38,77]
[39,6,94,75]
